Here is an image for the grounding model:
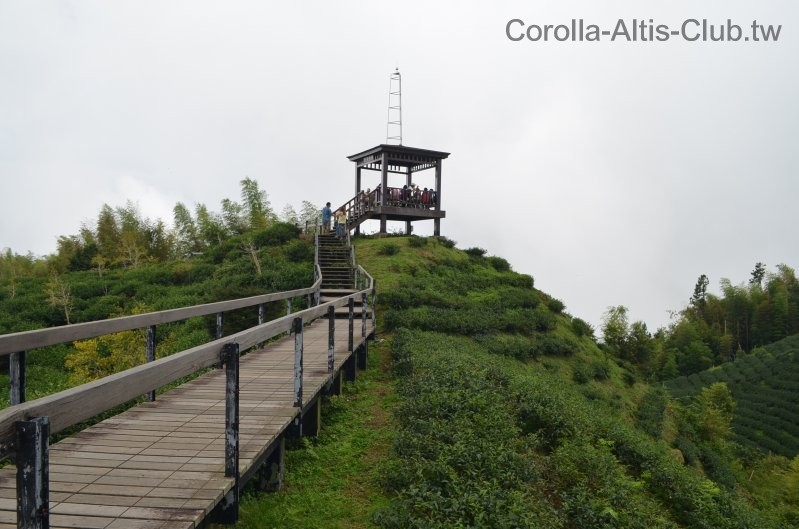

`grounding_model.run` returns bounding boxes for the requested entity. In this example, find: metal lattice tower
[386,68,402,145]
